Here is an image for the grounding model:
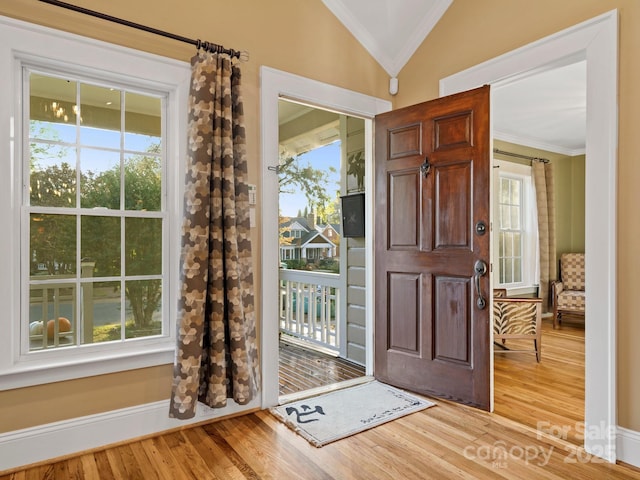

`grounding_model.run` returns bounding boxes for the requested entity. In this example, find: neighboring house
[317,223,341,257]
[279,215,338,262]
